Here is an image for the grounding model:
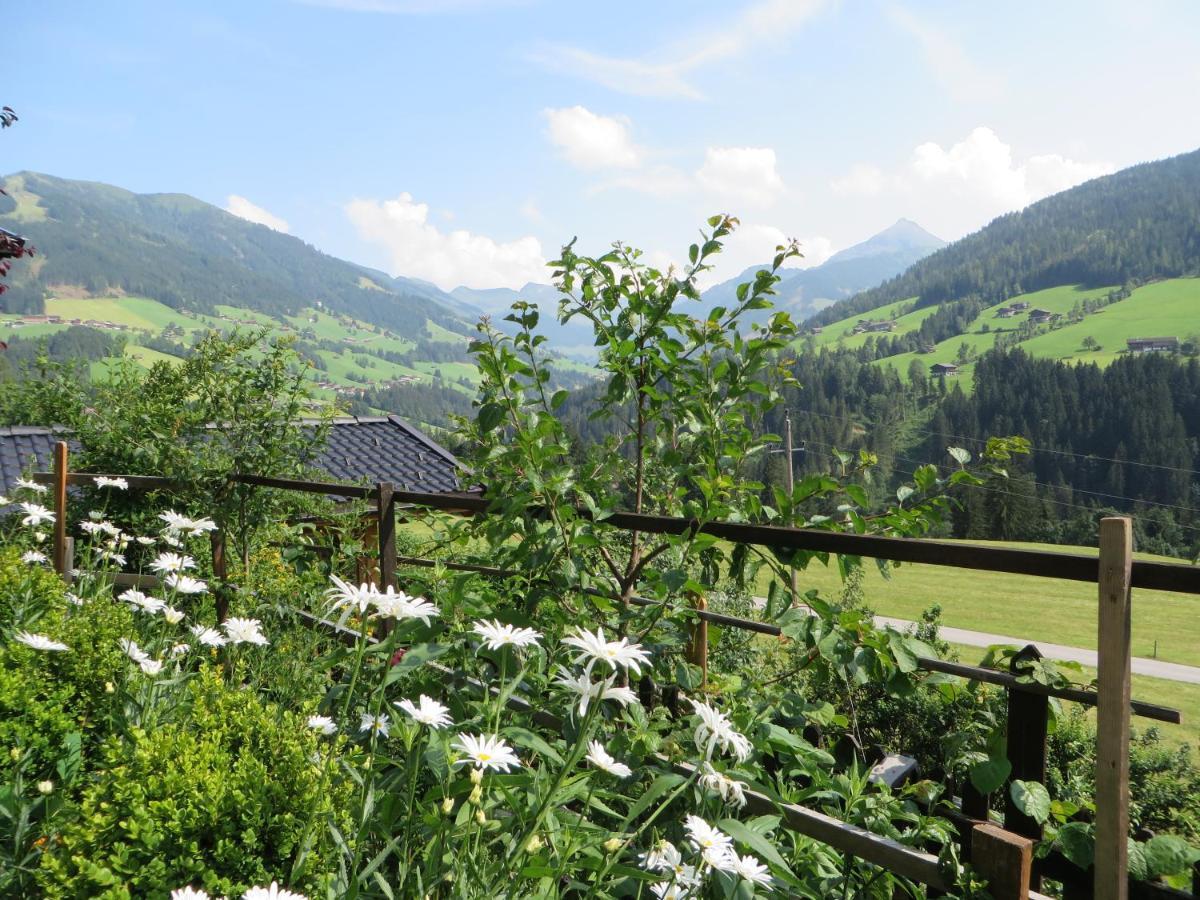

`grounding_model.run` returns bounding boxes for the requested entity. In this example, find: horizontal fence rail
[38,471,1200,595]
[390,554,1182,724]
